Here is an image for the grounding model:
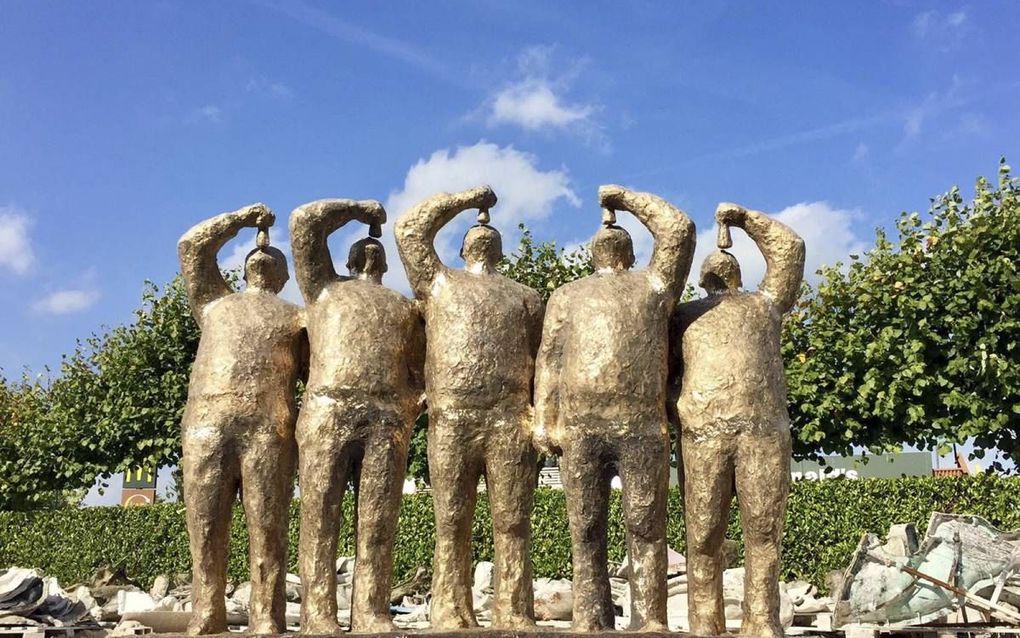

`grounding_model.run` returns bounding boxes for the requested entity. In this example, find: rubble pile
[6,513,1019,635]
[837,513,1020,628]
